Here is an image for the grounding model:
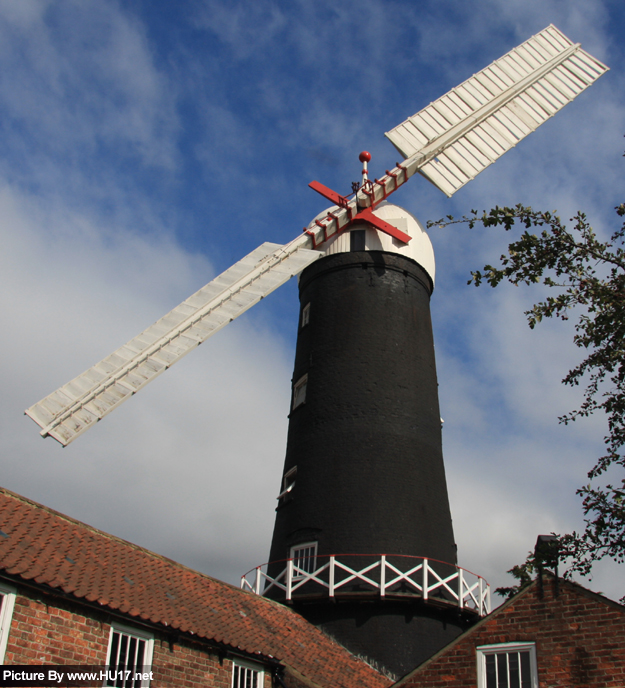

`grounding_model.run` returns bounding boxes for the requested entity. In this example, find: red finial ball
[359,151,372,163]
